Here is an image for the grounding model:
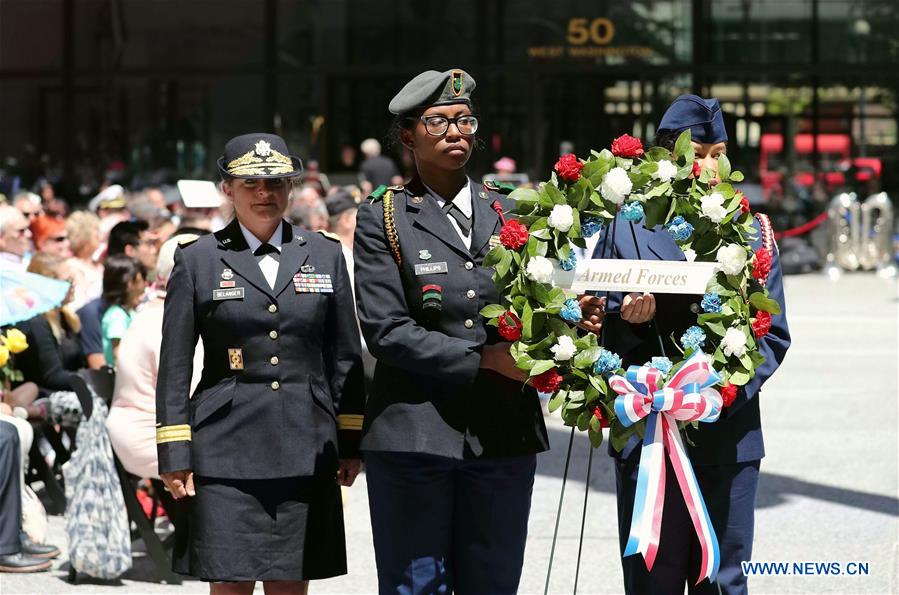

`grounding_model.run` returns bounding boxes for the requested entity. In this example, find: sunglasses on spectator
[48,235,69,243]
